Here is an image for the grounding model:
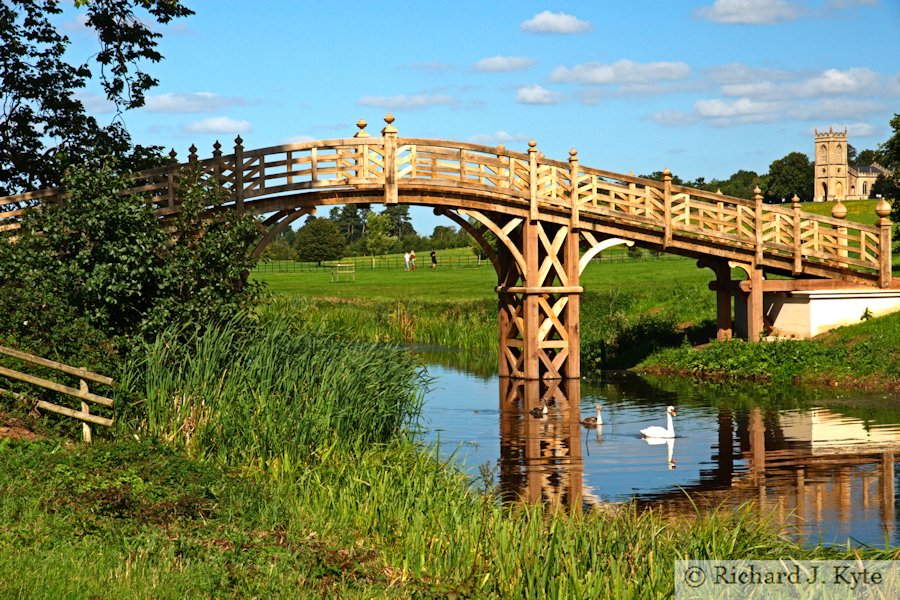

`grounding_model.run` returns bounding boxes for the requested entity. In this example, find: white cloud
[839,122,879,137]
[515,84,562,105]
[550,60,691,85]
[474,56,536,72]
[468,131,530,146]
[356,94,457,110]
[695,97,781,118]
[282,135,316,144]
[76,91,116,114]
[143,92,252,113]
[794,68,880,96]
[695,0,805,24]
[520,11,592,34]
[184,117,251,134]
[650,111,700,126]
[717,67,888,99]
